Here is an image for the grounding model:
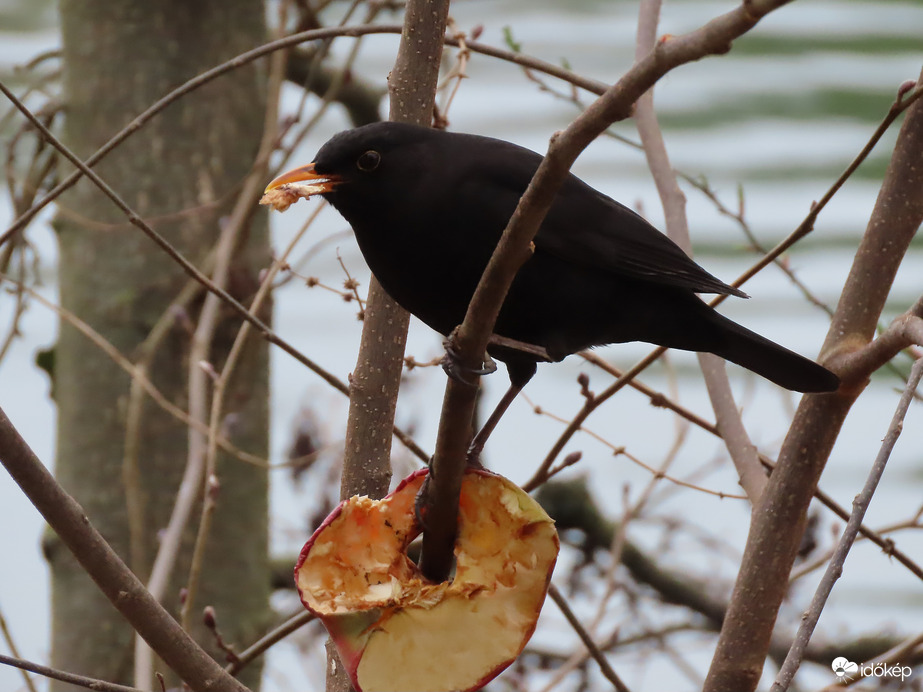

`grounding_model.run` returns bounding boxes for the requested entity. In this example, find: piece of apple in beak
[260,163,339,212]
[294,467,559,692]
